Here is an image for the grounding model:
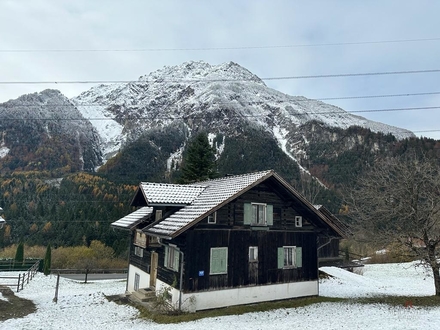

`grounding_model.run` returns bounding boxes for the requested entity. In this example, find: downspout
[158,238,184,311]
[125,232,133,293]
